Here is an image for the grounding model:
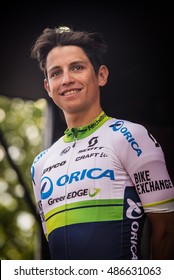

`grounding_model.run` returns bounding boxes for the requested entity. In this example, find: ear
[98,65,109,87]
[44,78,52,98]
